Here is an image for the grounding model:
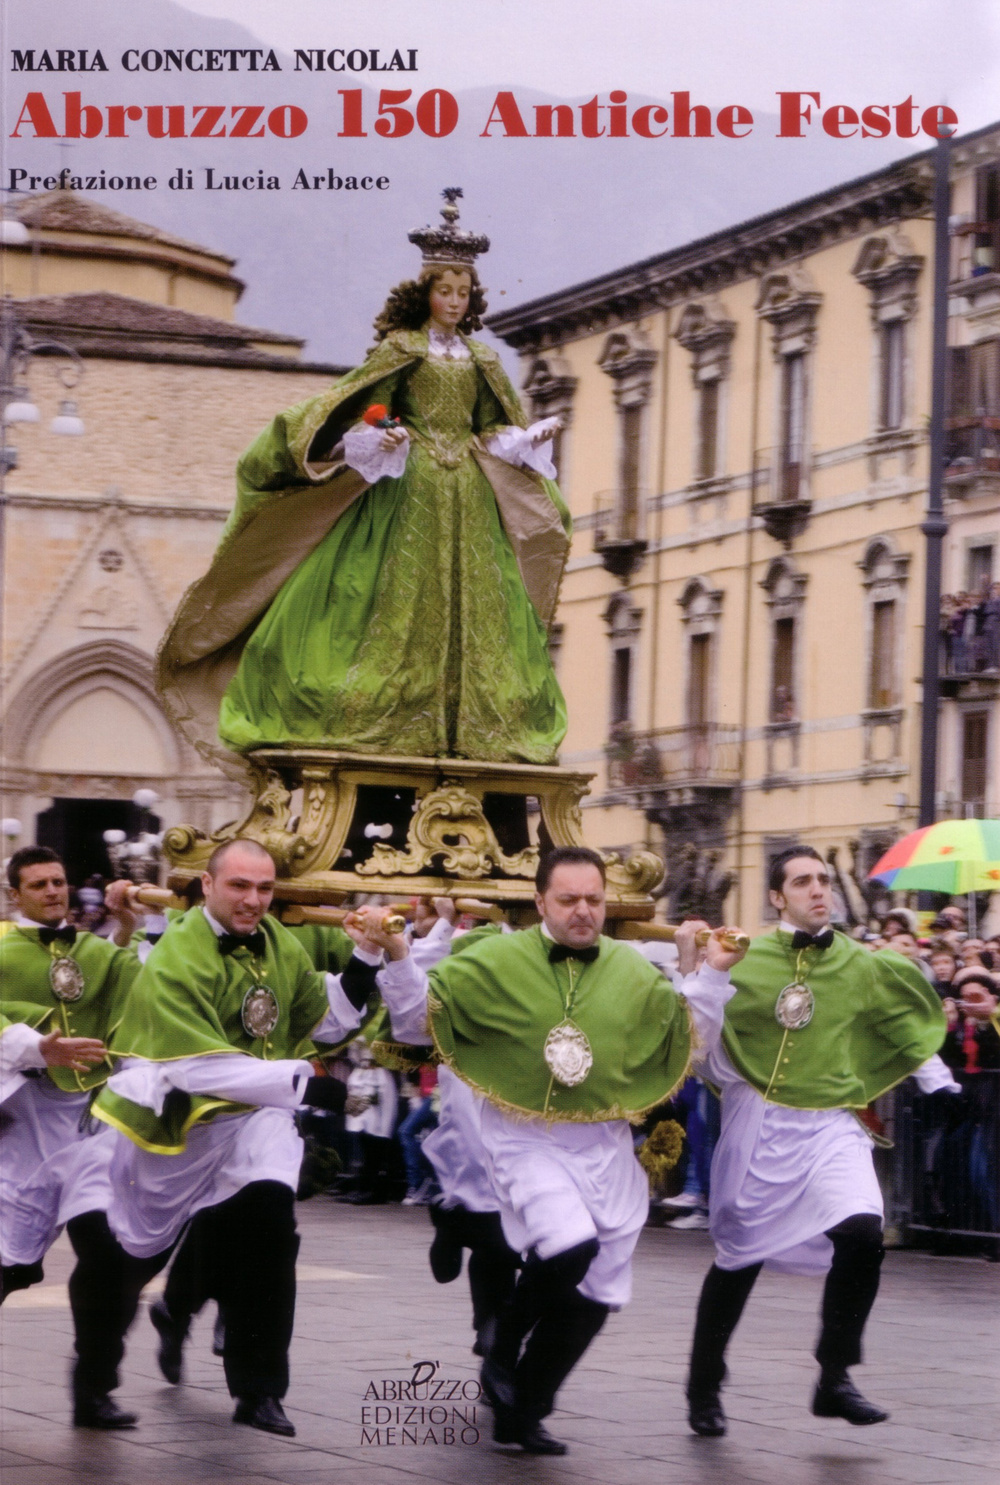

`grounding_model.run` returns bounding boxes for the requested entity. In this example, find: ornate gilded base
[163,748,662,917]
